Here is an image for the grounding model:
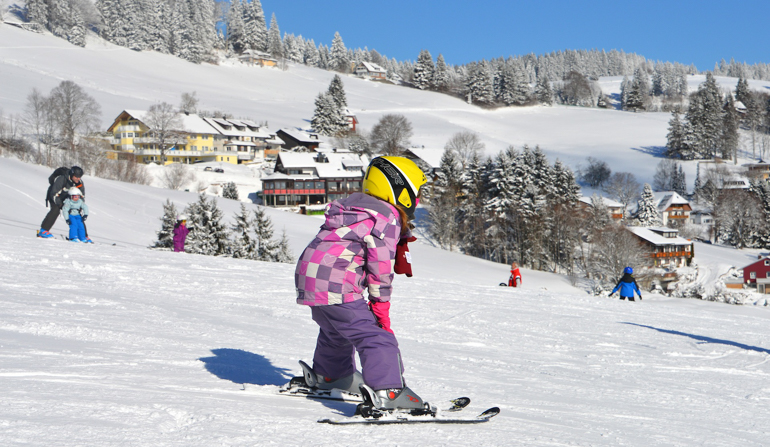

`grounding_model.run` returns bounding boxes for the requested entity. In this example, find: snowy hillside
[3,24,770,192]
[3,157,770,446]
